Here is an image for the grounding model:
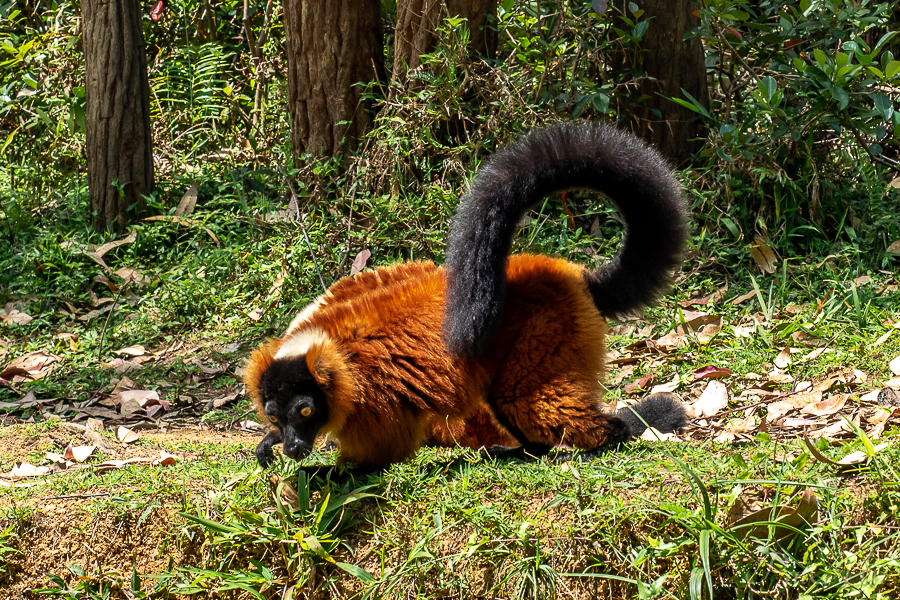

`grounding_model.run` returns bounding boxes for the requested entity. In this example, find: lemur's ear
[244,340,277,422]
[305,338,347,390]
